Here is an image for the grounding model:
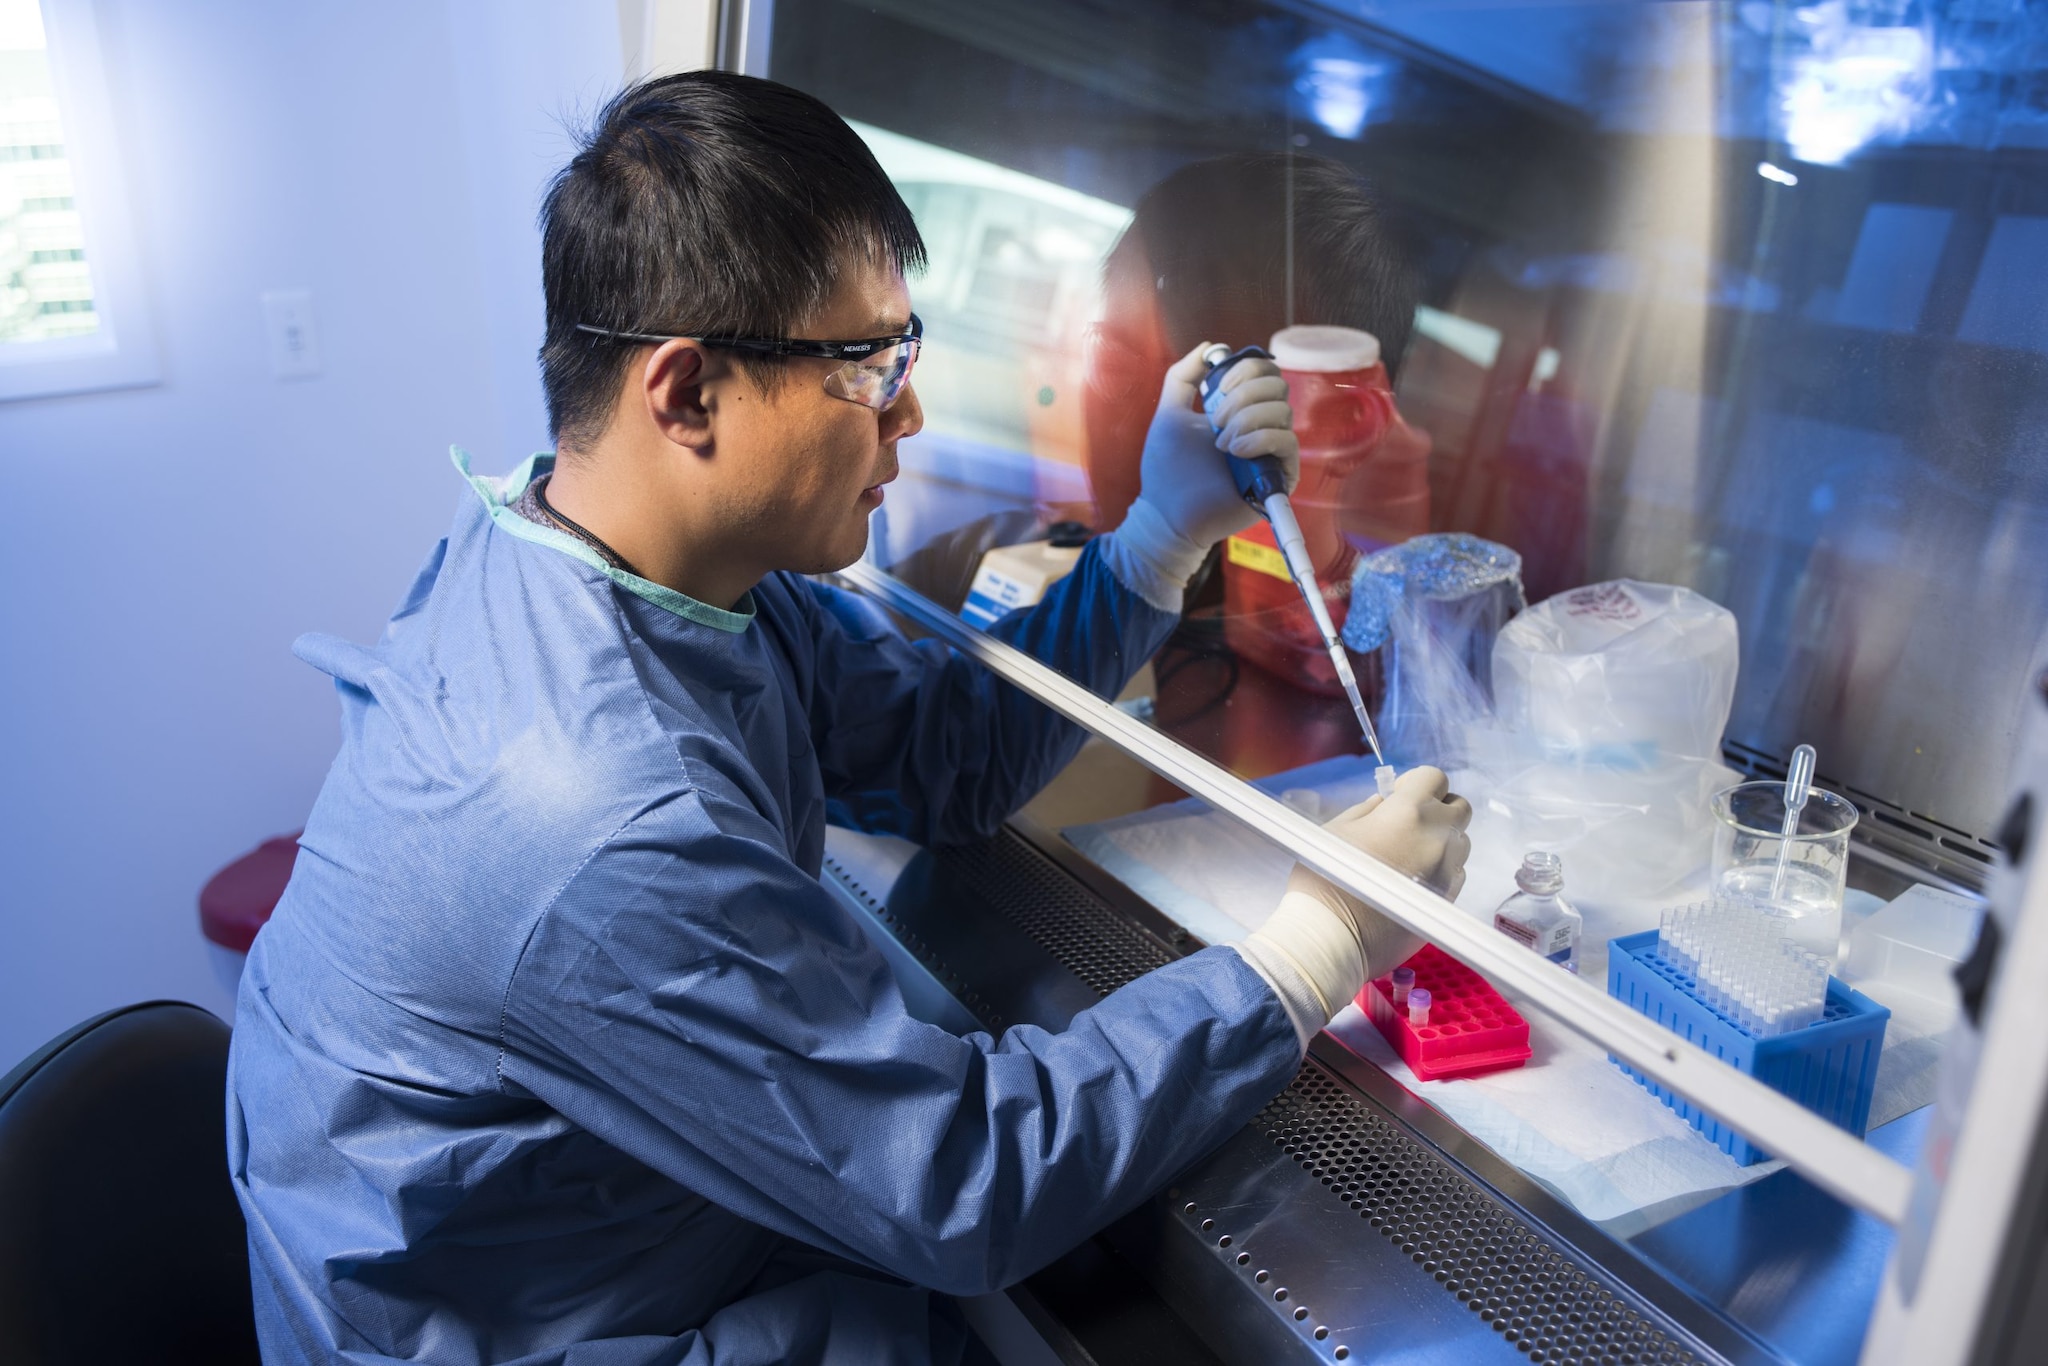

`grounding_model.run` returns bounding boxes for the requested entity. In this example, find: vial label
[1494,915,1537,950]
